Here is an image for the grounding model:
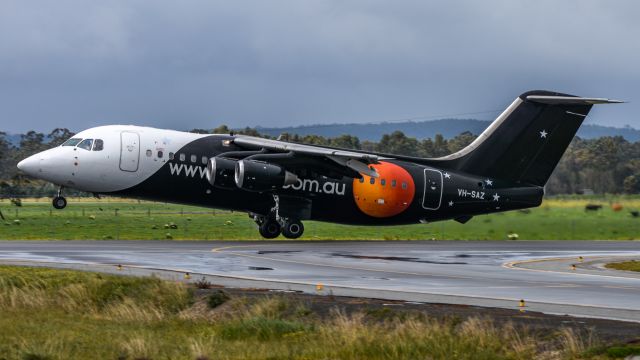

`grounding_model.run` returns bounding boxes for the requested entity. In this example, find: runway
[1,240,639,321]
